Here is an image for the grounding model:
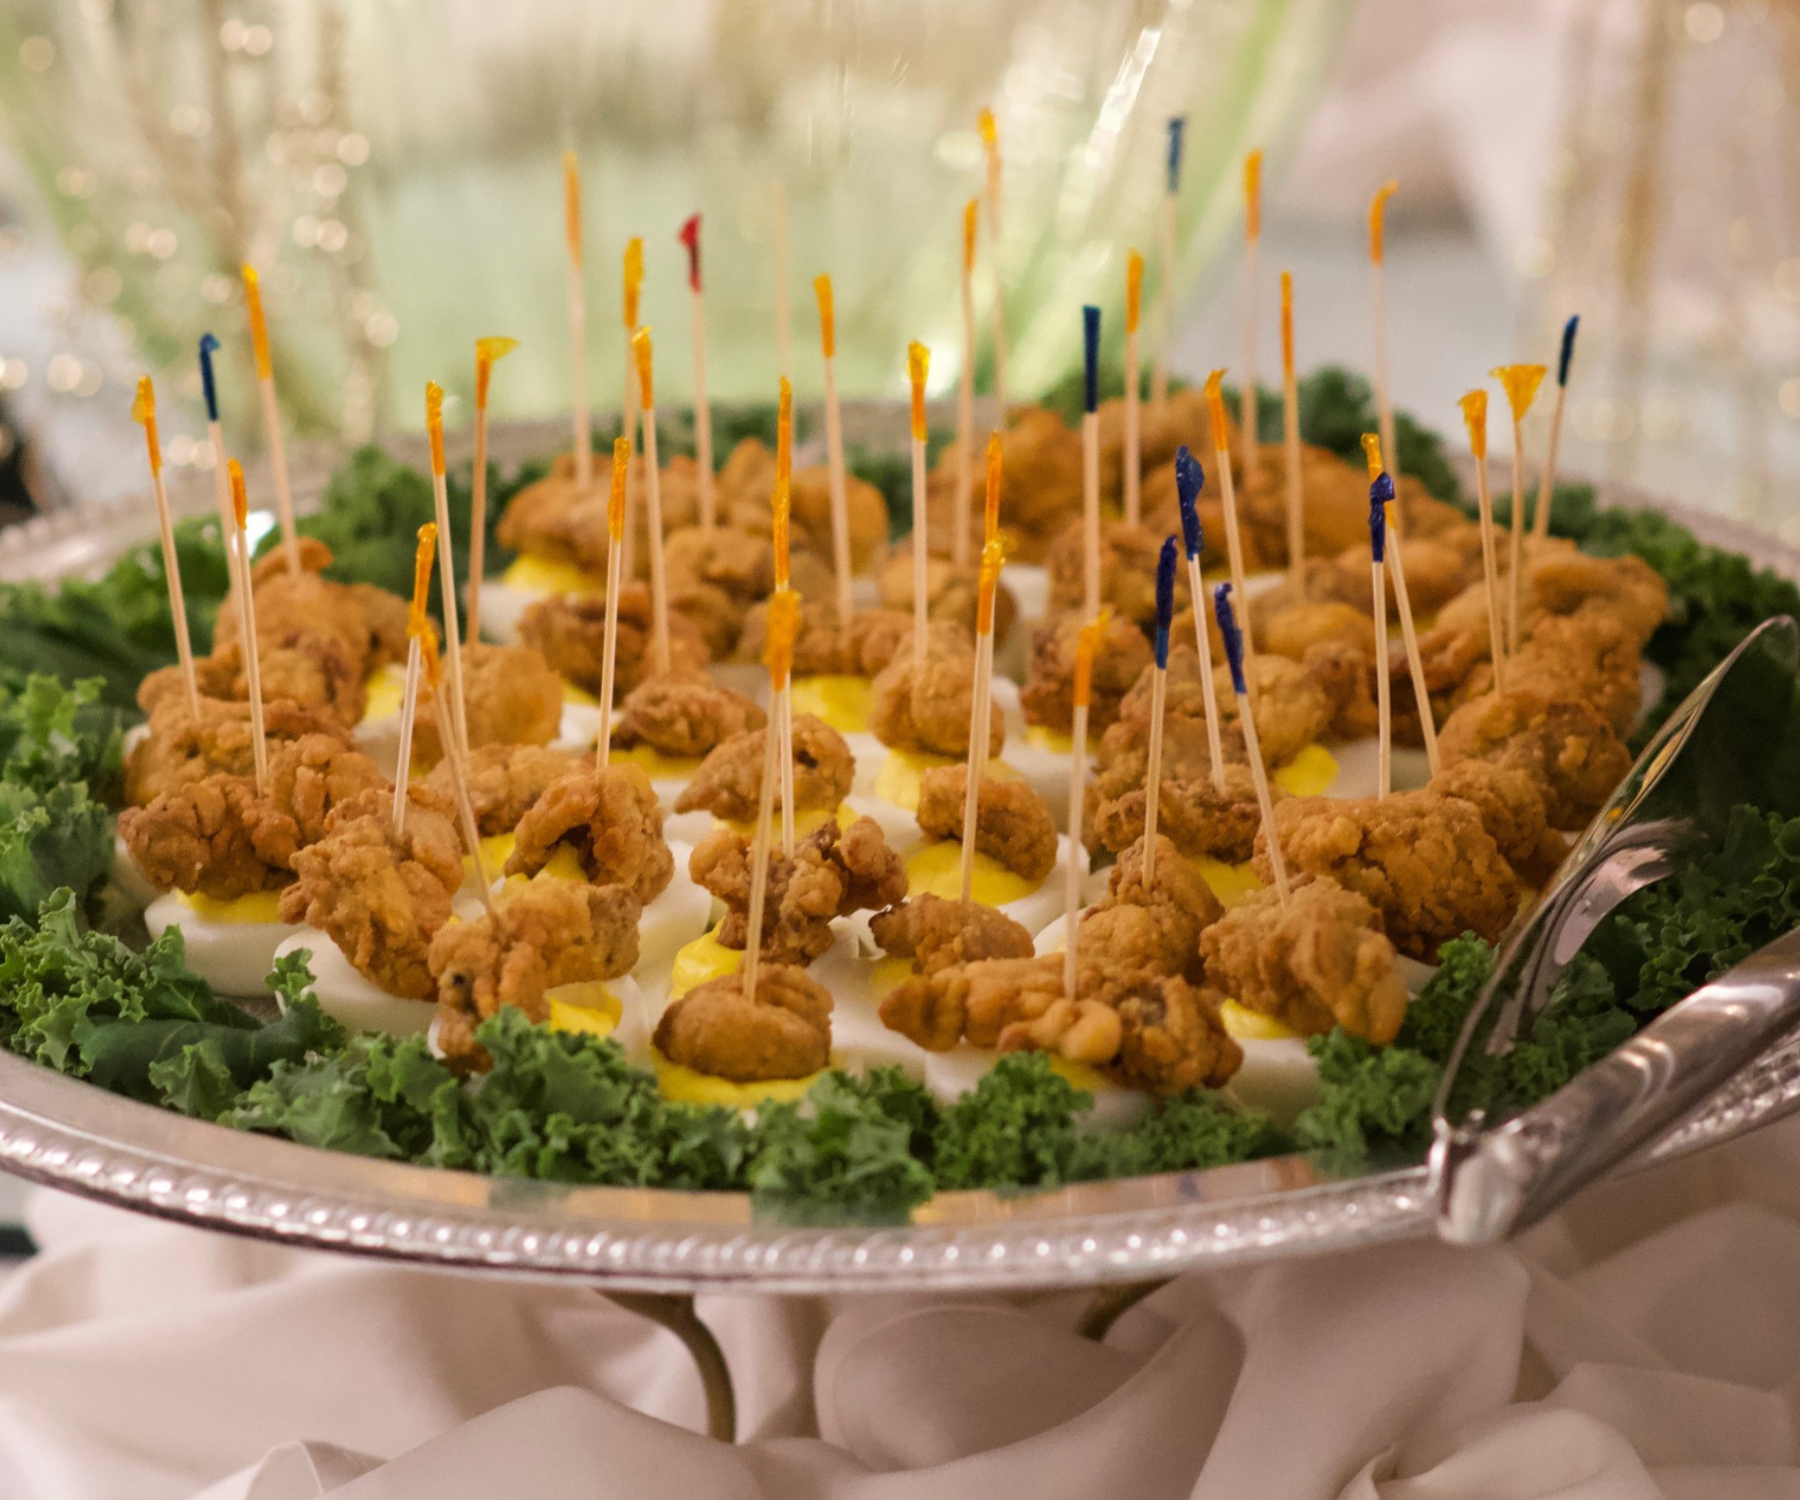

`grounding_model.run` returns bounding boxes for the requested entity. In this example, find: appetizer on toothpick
[240,262,300,574]
[1141,536,1178,888]
[958,439,1006,902]
[1281,270,1304,586]
[1214,583,1288,902]
[1491,361,1548,655]
[1063,609,1110,999]
[466,335,518,644]
[131,378,199,716]
[1081,305,1102,619]
[772,179,793,381]
[908,341,932,651]
[679,214,716,534]
[1362,432,1439,776]
[955,200,978,567]
[1459,388,1507,693]
[1124,249,1144,526]
[1367,464,1392,798]
[1533,315,1580,540]
[631,327,672,675]
[392,523,436,835]
[1368,180,1400,498]
[815,274,855,628]
[741,587,803,1004]
[772,378,798,855]
[594,436,631,767]
[1175,446,1227,792]
[562,151,592,491]
[1205,369,1254,657]
[1152,116,1185,408]
[425,381,470,760]
[226,458,269,794]
[977,108,1006,406]
[1240,149,1264,490]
